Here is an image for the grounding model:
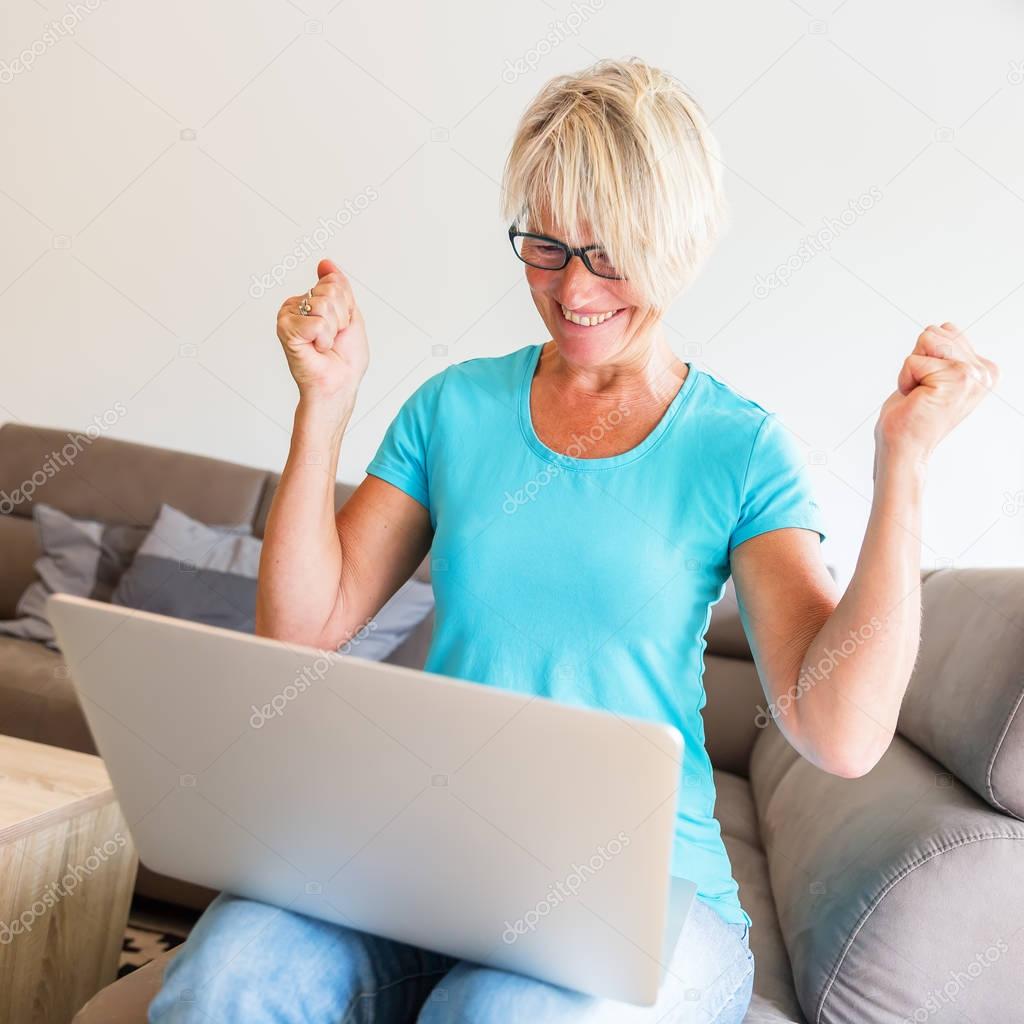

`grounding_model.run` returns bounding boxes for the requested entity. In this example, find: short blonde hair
[499,57,725,311]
